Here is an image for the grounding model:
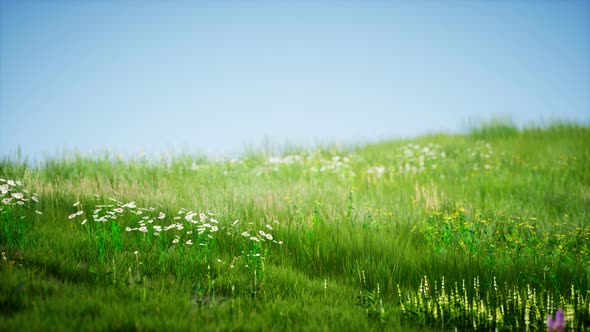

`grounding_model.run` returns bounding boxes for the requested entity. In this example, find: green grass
[1,123,589,331]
